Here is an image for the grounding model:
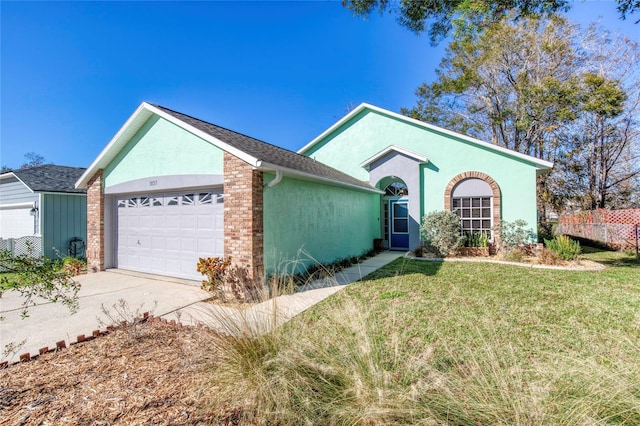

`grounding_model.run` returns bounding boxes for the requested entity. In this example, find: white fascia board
[257,161,383,194]
[298,103,371,154]
[299,103,553,170]
[359,145,429,169]
[0,201,35,209]
[144,104,259,167]
[76,103,261,189]
[0,172,35,193]
[76,102,153,189]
